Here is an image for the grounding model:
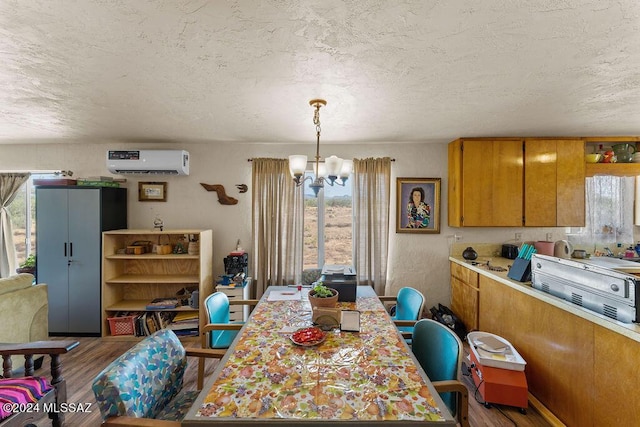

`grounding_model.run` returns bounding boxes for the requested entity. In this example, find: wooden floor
[23,336,552,426]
